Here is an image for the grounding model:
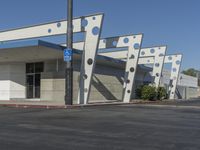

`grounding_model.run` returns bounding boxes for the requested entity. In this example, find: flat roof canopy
[0,40,64,63]
[0,40,125,68]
